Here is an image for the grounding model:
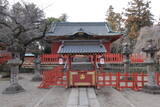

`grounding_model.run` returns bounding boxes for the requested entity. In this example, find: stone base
[31,75,42,82]
[2,83,25,94]
[141,85,160,94]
